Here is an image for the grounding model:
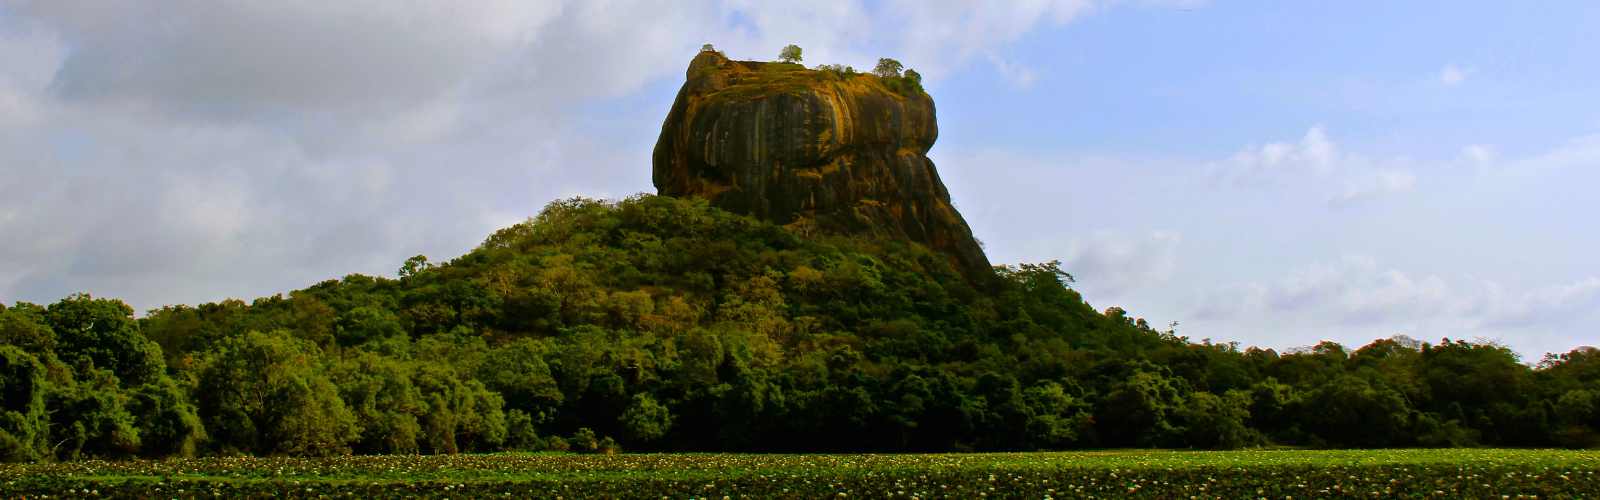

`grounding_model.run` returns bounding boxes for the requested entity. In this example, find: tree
[620,393,674,445]
[903,68,922,86]
[332,352,424,454]
[778,44,803,63]
[127,376,206,457]
[479,339,564,421]
[335,305,406,347]
[1094,370,1187,447]
[195,330,359,456]
[1418,339,1531,444]
[1301,375,1412,447]
[37,295,203,459]
[0,346,49,462]
[0,303,54,352]
[873,58,903,78]
[398,255,431,279]
[49,366,142,459]
[1022,381,1092,449]
[1553,389,1599,448]
[45,294,164,386]
[414,363,507,454]
[701,43,716,53]
[1175,390,1258,449]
